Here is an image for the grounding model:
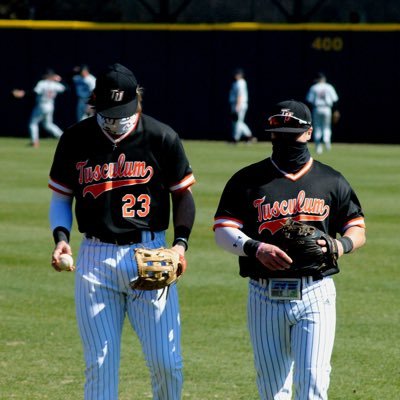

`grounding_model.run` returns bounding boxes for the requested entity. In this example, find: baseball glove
[130,247,186,291]
[332,110,341,124]
[277,218,339,277]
